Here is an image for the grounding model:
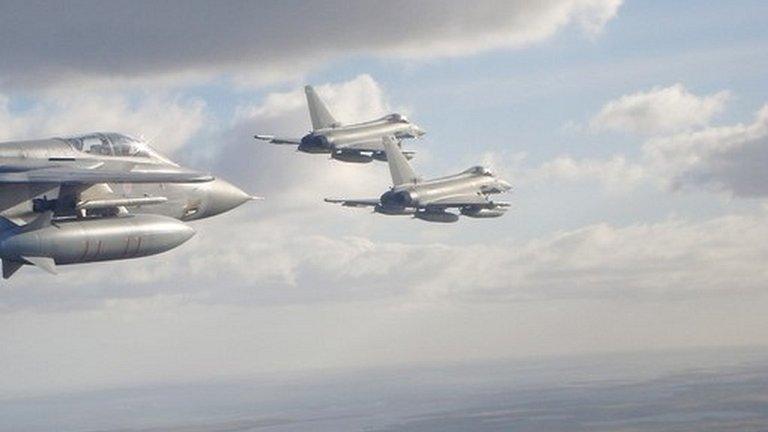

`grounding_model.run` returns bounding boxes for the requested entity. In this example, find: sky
[1,0,768,400]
